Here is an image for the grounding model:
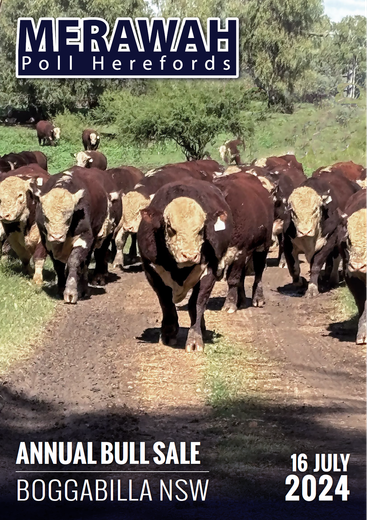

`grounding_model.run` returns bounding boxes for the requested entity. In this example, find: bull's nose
[181,251,200,263]
[297,229,312,237]
[49,233,65,242]
[349,261,367,272]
